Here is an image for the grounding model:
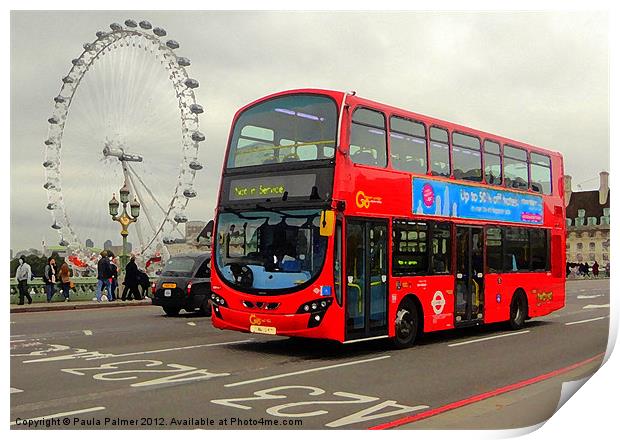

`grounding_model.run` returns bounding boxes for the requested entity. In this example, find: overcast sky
[9,10,609,252]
